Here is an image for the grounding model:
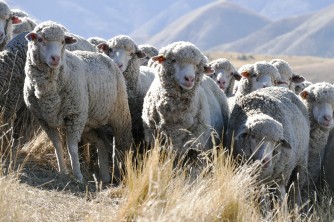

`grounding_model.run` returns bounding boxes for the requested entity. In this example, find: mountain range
[6,0,334,57]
